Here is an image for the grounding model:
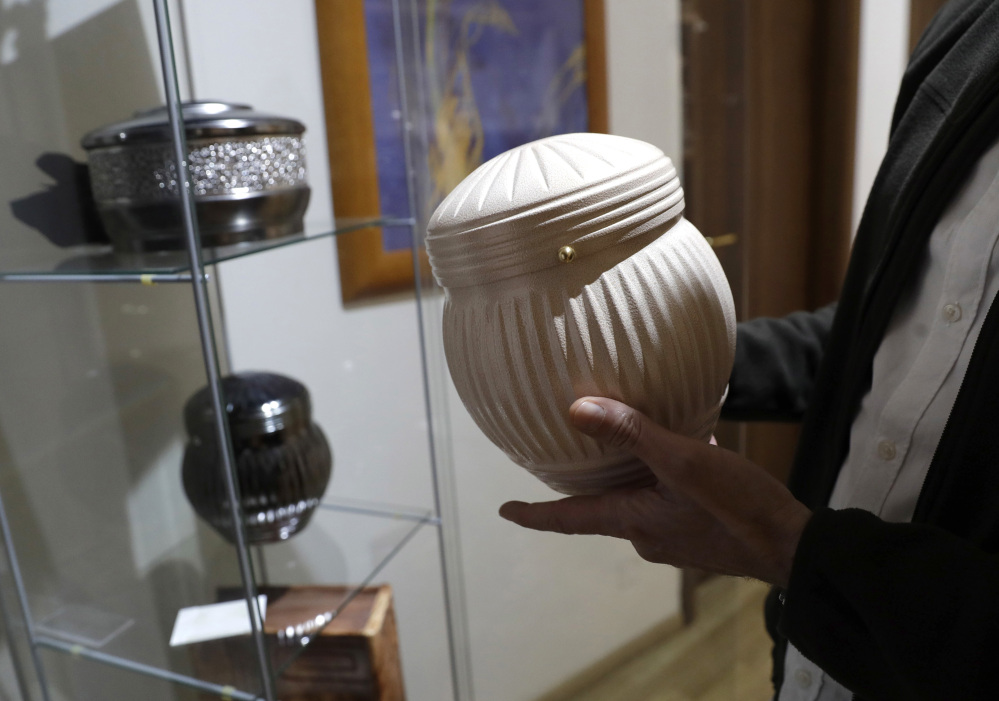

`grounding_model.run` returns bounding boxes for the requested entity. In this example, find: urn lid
[184,371,313,441]
[81,101,306,150]
[426,132,684,288]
